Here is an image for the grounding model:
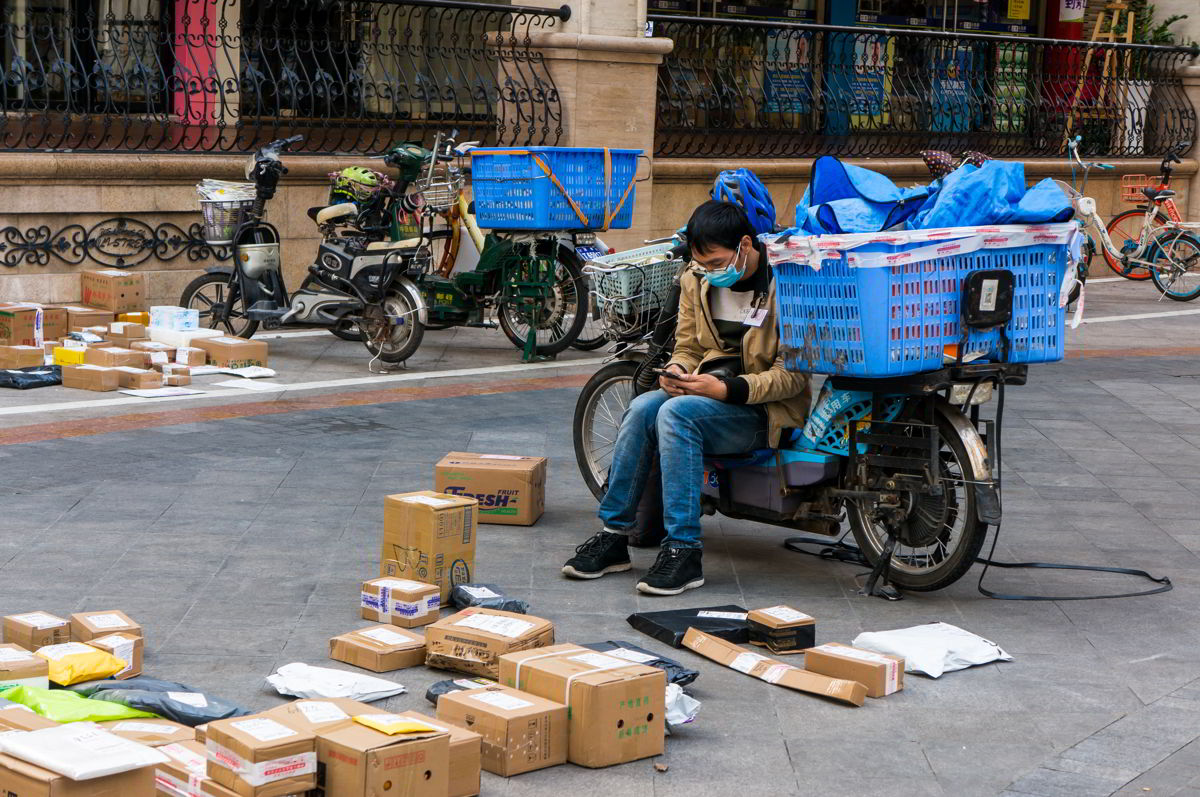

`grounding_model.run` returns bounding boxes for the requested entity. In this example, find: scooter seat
[706,447,839,488]
[313,202,358,226]
[1142,187,1176,202]
[365,238,422,251]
